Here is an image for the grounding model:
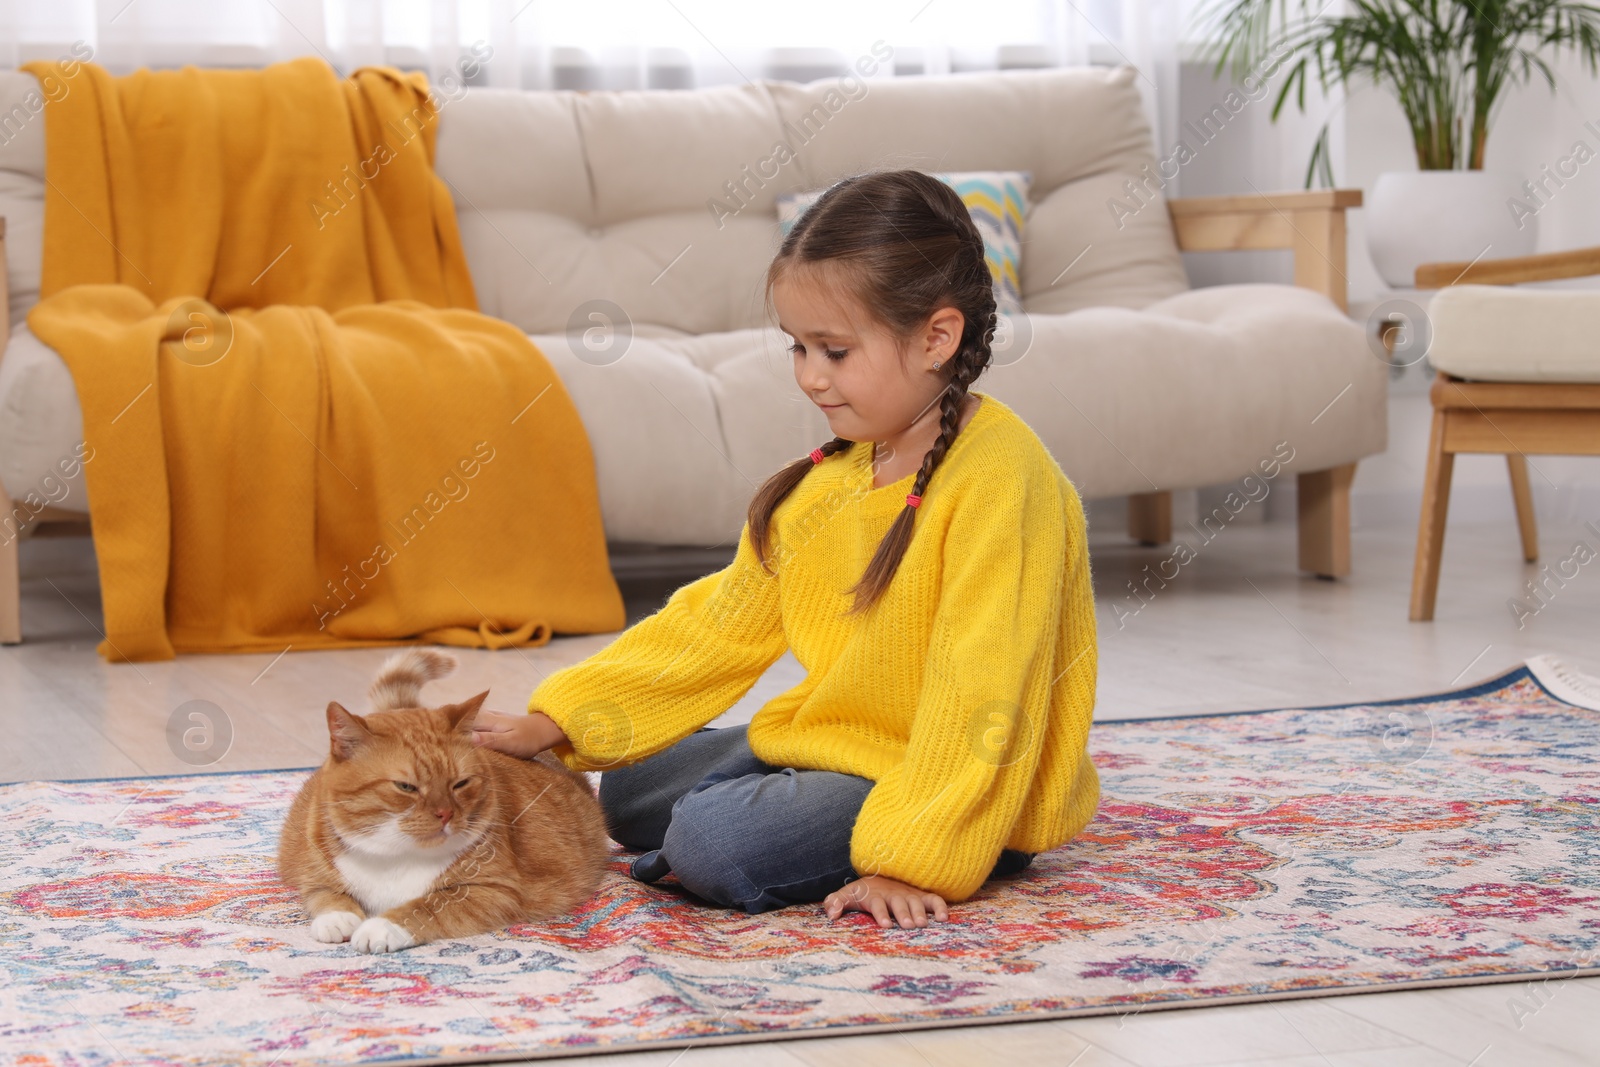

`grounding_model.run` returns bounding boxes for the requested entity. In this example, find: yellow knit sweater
[528,390,1100,901]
